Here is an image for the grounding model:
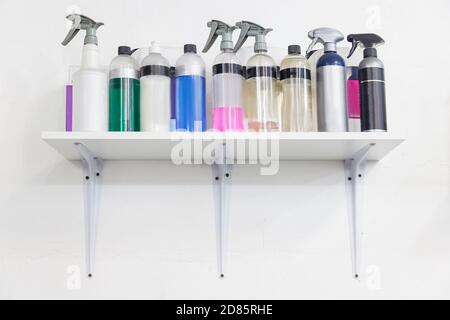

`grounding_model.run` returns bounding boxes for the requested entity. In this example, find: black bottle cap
[118,46,132,55]
[364,47,378,58]
[288,45,301,55]
[184,44,197,54]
